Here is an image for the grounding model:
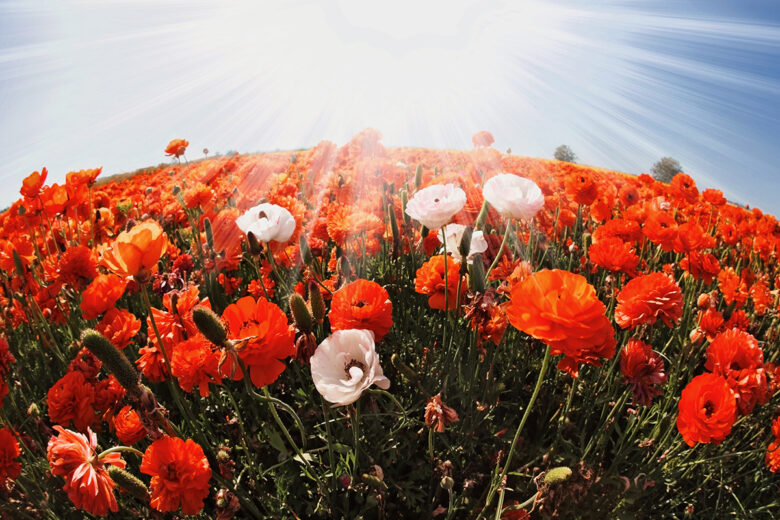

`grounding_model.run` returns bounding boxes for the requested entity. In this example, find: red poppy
[59,245,99,290]
[99,220,168,279]
[669,173,698,204]
[642,211,678,251]
[47,426,125,516]
[65,168,101,188]
[136,339,171,383]
[97,308,141,350]
[565,171,599,206]
[672,222,714,253]
[0,426,21,483]
[505,269,616,377]
[588,237,638,275]
[676,373,736,447]
[680,251,720,284]
[80,274,127,320]
[165,138,189,158]
[221,296,295,388]
[20,167,48,198]
[615,273,683,330]
[114,405,147,445]
[414,255,467,311]
[0,336,16,402]
[329,279,393,341]
[171,334,222,397]
[140,436,211,515]
[620,338,667,406]
[47,371,98,431]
